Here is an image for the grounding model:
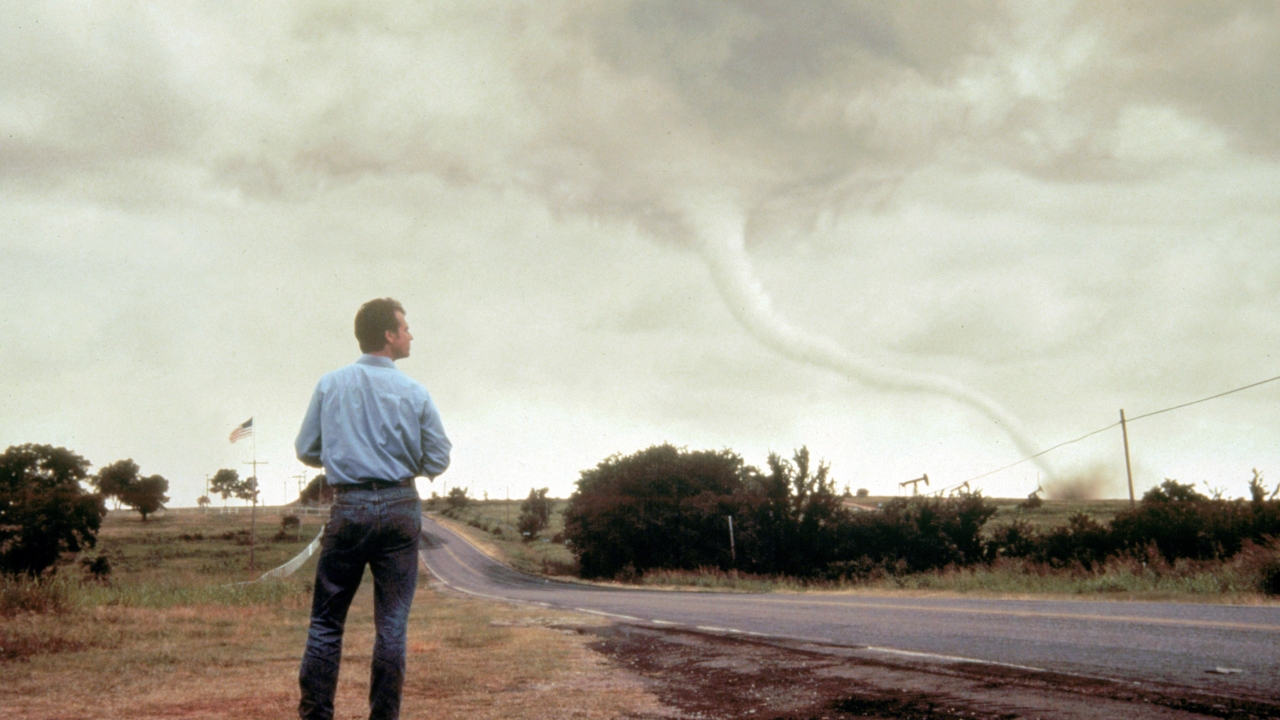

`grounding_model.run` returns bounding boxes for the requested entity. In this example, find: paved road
[418,514,1280,703]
